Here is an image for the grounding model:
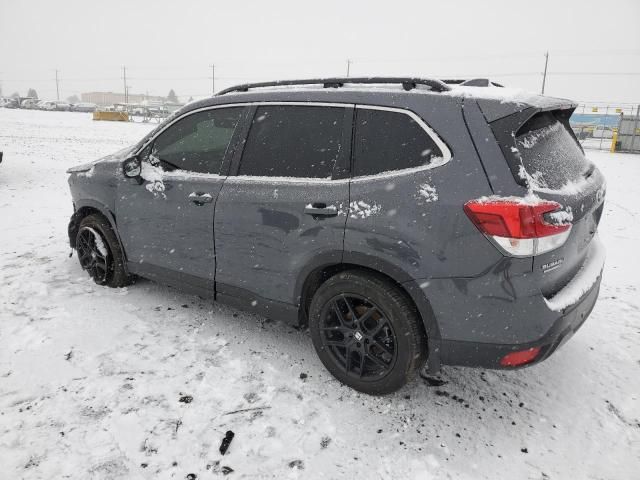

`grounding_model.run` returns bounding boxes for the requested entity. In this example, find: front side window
[354,108,443,177]
[238,105,345,178]
[150,107,243,174]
